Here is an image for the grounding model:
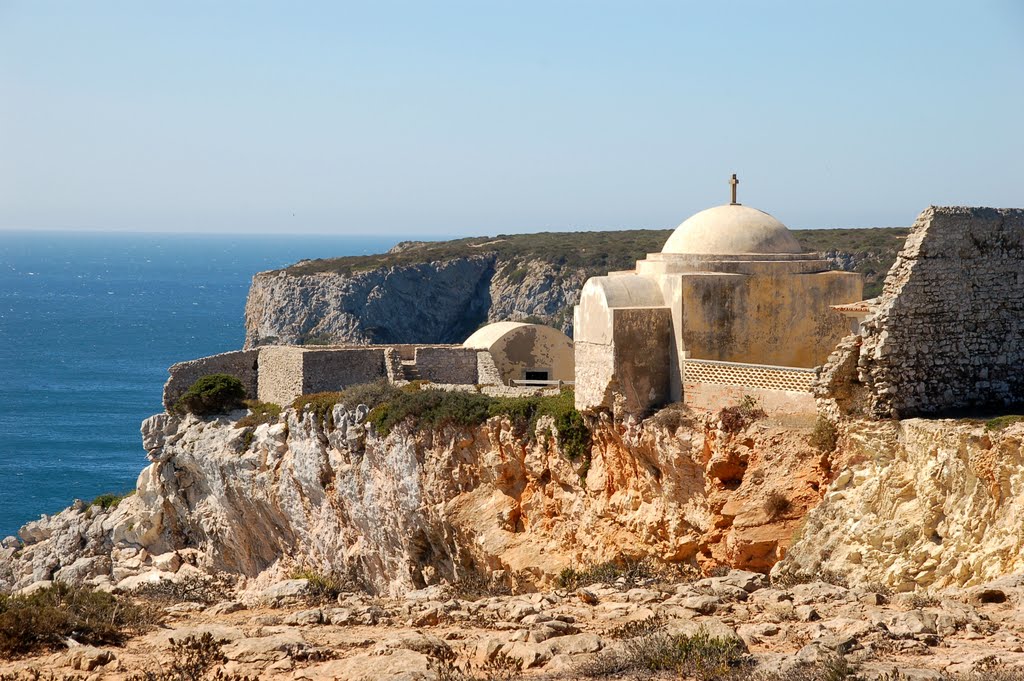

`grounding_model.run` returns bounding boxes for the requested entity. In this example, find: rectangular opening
[524,370,550,381]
